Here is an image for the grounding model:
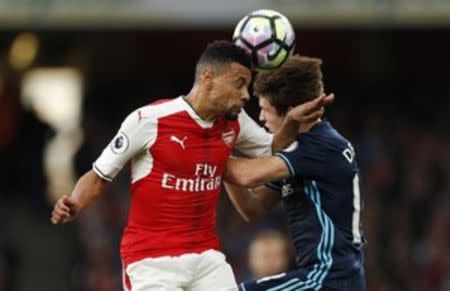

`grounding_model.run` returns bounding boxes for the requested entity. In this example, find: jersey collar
[179,96,215,129]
